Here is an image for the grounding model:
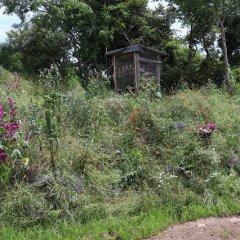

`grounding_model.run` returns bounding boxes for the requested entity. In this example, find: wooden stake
[113,54,117,91]
[134,52,140,92]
